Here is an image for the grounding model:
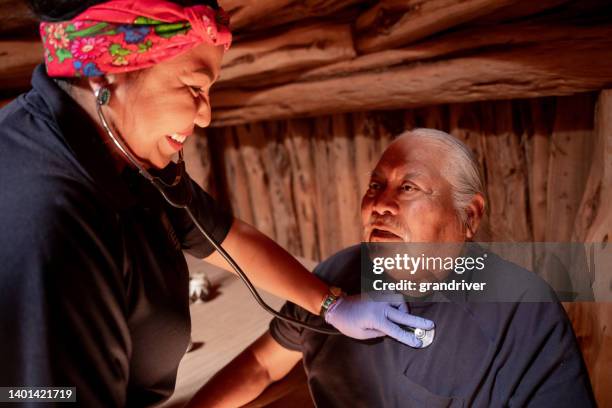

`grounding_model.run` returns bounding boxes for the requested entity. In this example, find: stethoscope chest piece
[414,328,435,348]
